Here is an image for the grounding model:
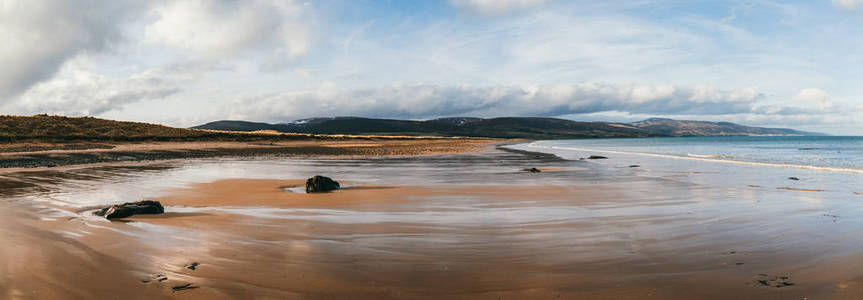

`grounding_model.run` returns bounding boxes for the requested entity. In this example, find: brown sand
[0,205,168,299]
[5,176,863,299]
[154,179,600,209]
[0,138,499,173]
[0,139,495,157]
